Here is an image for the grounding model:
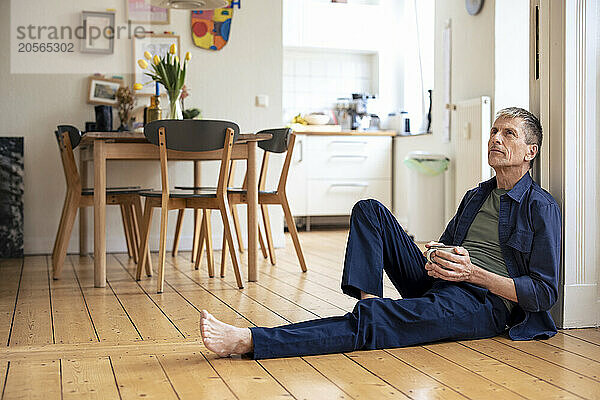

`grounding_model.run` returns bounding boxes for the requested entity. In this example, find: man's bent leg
[342,199,433,300]
[249,282,510,360]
